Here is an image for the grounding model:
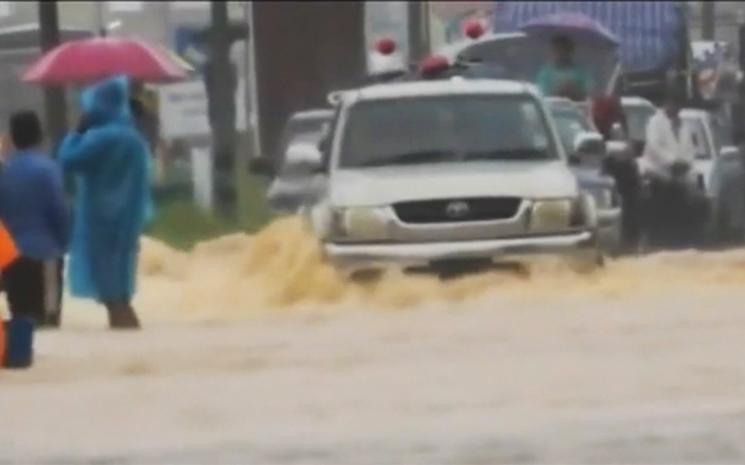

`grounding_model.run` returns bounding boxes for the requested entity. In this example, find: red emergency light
[463,20,485,40]
[419,54,450,76]
[374,37,396,56]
